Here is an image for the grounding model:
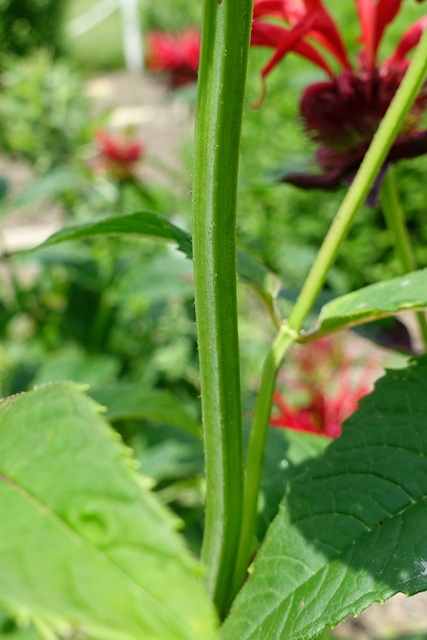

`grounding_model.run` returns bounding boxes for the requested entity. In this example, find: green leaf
[223,355,427,640]
[257,428,329,540]
[0,628,39,640]
[32,349,120,387]
[113,251,194,302]
[89,383,202,438]
[16,212,286,326]
[304,269,427,339]
[0,384,217,640]
[16,211,193,259]
[130,426,204,485]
